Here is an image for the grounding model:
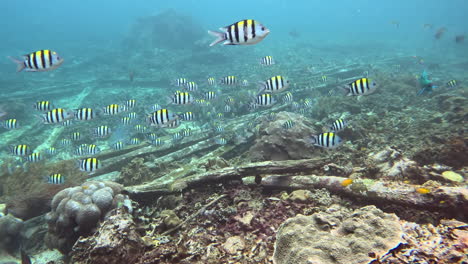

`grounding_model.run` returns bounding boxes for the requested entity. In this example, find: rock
[441,171,464,183]
[369,147,420,178]
[222,236,245,254]
[273,205,403,264]
[160,210,182,229]
[70,208,145,264]
[288,190,313,202]
[234,211,254,226]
